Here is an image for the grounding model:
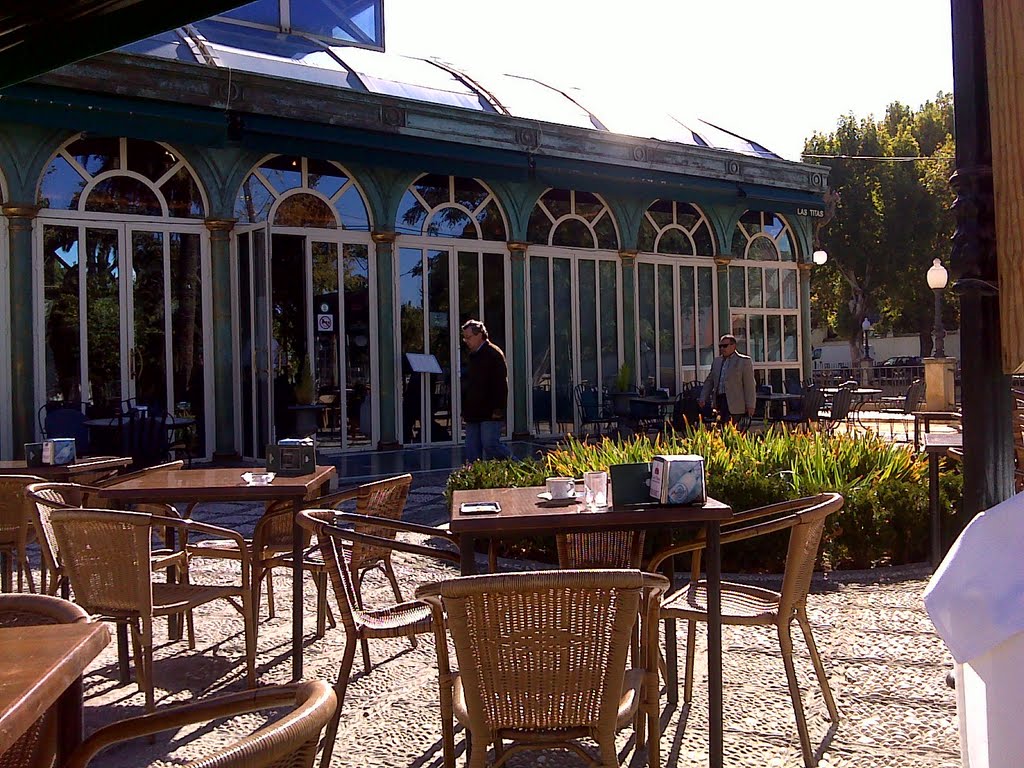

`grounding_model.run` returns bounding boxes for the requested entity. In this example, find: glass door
[40,220,208,455]
[398,246,456,445]
[236,224,271,457]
